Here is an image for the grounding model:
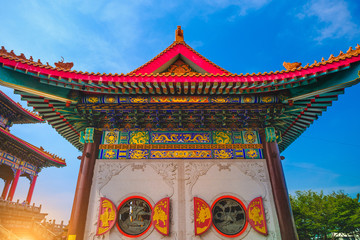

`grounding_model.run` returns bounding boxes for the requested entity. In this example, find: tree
[290,190,360,240]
